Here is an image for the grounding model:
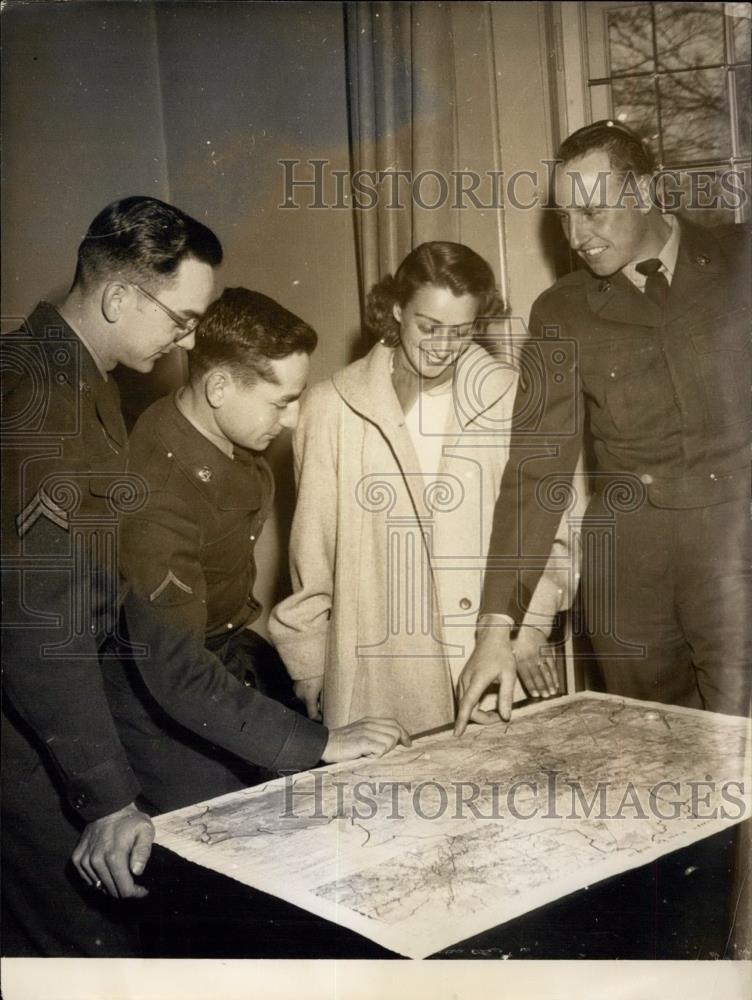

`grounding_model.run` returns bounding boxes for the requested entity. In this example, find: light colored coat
[269,342,580,734]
